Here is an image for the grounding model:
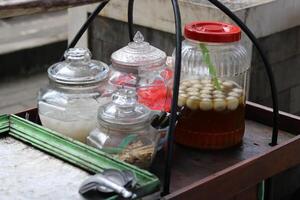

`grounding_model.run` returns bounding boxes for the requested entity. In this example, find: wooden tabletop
[15,103,300,200]
[0,0,104,18]
[151,103,300,199]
